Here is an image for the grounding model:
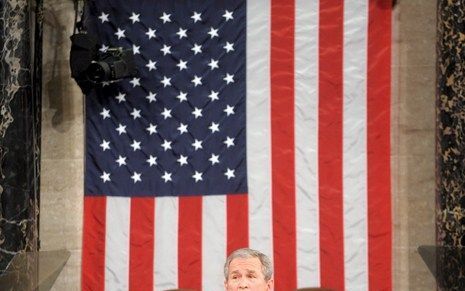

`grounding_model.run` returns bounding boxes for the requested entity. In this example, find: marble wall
[38,1,438,290]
